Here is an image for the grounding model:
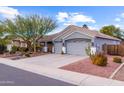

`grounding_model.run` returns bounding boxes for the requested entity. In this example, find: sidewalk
[0,58,124,86]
